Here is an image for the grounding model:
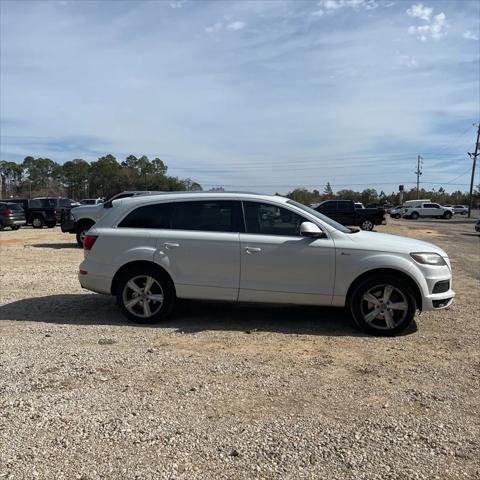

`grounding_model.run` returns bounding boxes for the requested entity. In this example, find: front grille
[433,280,450,294]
